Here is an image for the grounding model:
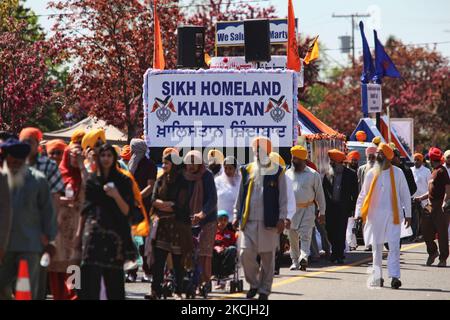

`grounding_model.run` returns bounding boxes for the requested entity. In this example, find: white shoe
[289,262,299,270]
